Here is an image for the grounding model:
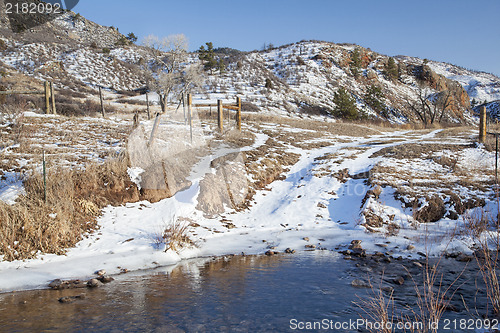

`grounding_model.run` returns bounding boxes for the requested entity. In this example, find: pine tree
[384,57,399,81]
[126,32,138,44]
[364,85,386,116]
[217,58,225,75]
[350,48,362,78]
[333,88,358,120]
[198,42,217,73]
